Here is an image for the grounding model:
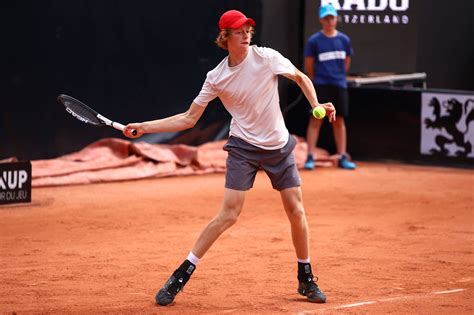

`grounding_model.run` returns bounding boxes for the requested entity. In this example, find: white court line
[378,296,408,302]
[296,288,467,314]
[339,301,376,308]
[433,289,466,294]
